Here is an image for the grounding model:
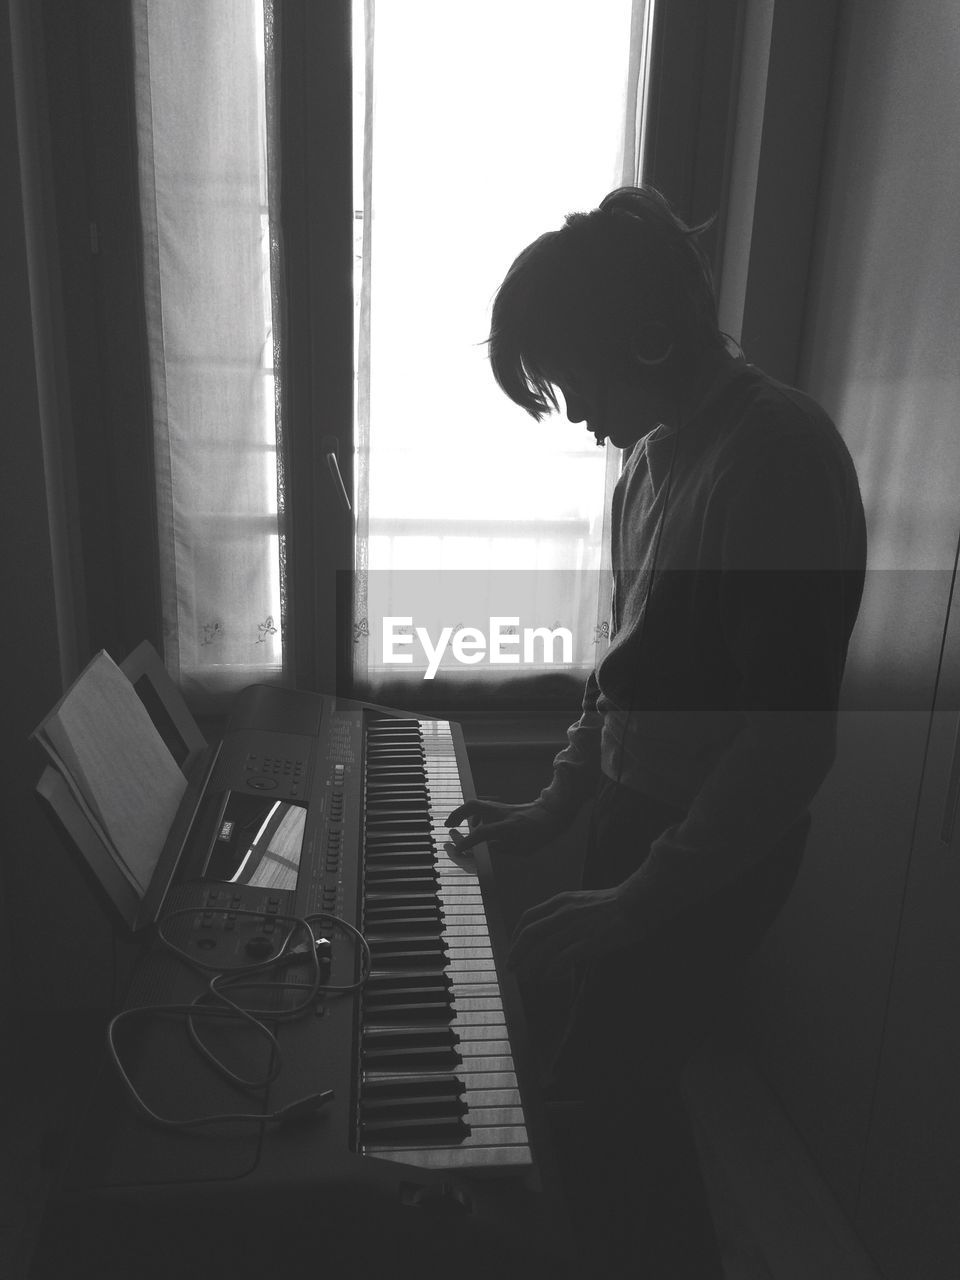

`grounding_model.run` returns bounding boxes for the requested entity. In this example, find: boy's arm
[537,669,605,818]
[445,671,604,853]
